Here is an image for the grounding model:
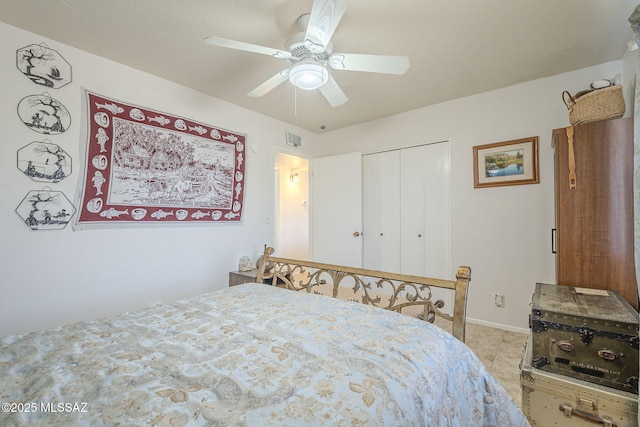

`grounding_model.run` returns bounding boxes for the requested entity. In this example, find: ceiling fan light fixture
[289,61,328,90]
